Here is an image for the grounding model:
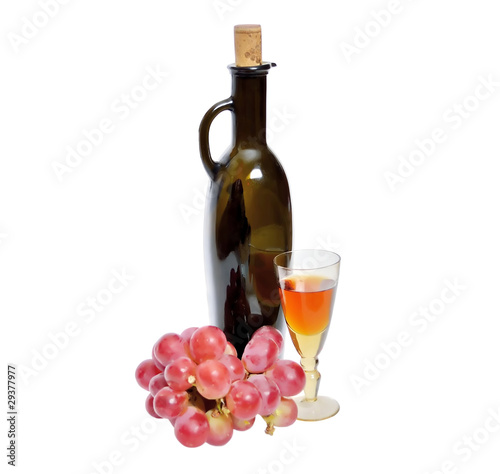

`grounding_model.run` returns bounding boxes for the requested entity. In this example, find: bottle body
[200,64,292,356]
